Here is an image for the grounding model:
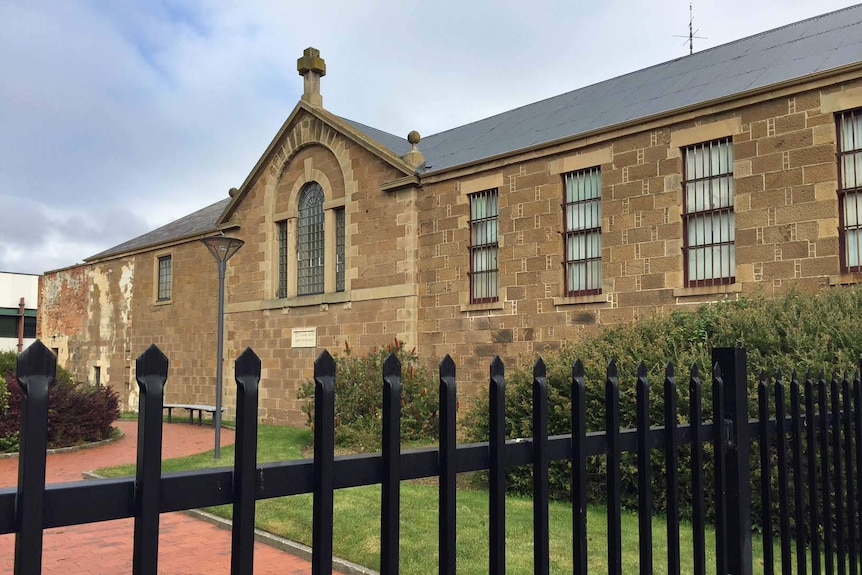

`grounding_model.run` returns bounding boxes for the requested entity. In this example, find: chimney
[297,47,326,108]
